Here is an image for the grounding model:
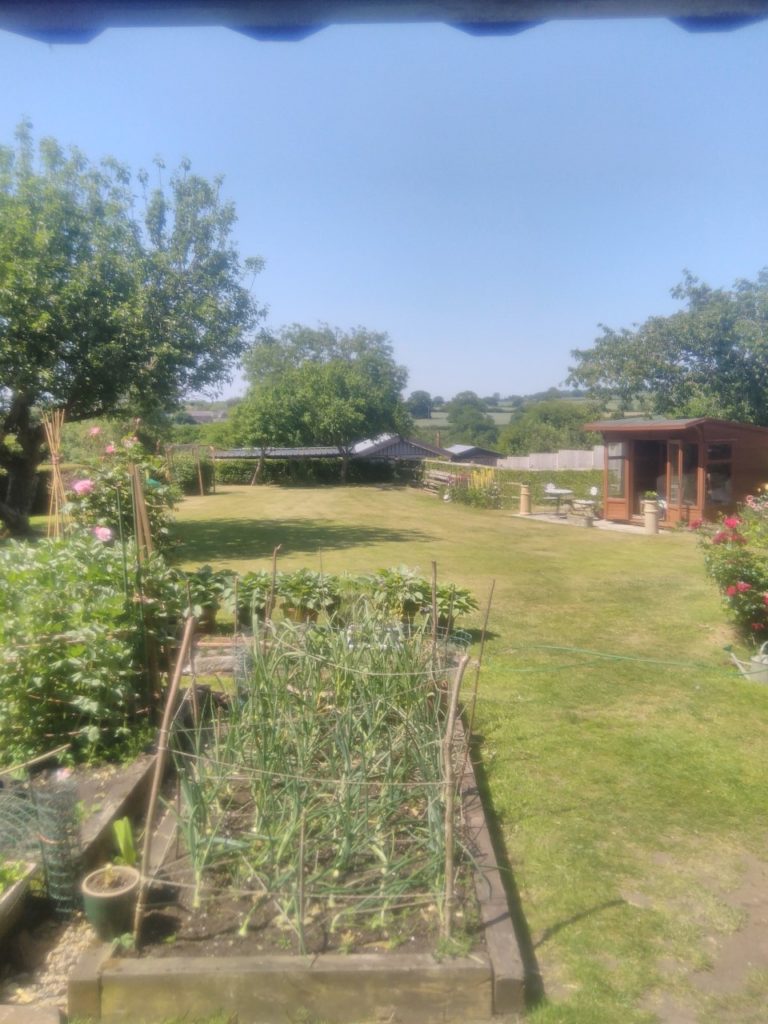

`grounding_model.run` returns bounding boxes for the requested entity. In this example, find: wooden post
[196,447,205,496]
